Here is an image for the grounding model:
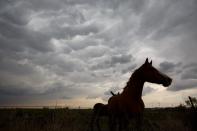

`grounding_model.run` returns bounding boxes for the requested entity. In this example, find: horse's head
[136,58,172,87]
